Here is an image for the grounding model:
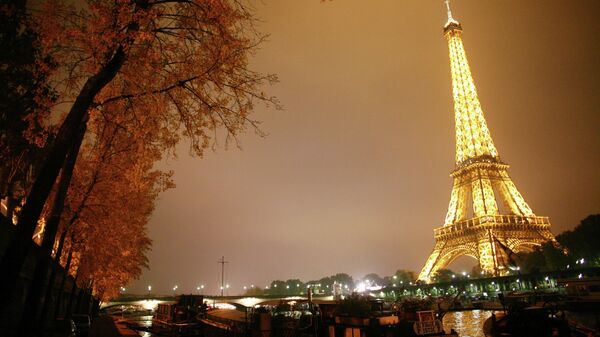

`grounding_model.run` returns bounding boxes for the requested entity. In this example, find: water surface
[443,310,496,337]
